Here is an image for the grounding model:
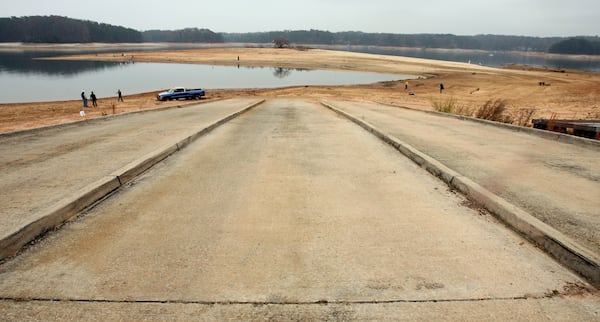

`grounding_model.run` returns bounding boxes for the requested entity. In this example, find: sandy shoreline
[1,46,599,134]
